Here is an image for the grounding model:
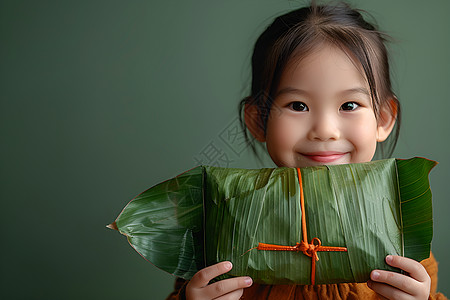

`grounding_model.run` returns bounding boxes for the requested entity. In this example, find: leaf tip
[106,221,118,231]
